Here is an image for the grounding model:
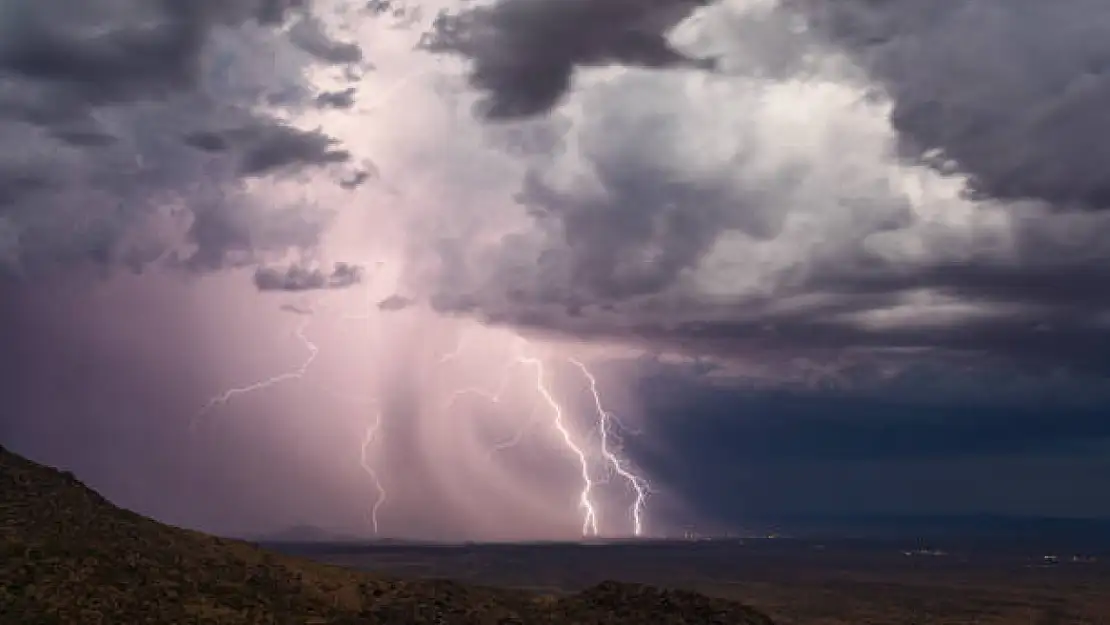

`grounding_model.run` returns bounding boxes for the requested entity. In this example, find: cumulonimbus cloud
[402,0,1110,376]
[7,0,1110,379]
